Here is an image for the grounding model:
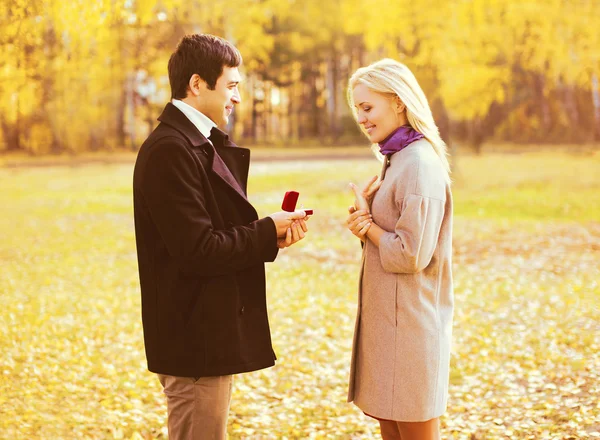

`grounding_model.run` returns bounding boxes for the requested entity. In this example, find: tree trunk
[325,53,337,143]
[312,67,322,141]
[471,118,484,155]
[289,81,298,144]
[126,73,136,151]
[592,73,600,141]
[251,77,258,143]
[1,116,21,152]
[535,72,552,136]
[264,81,271,144]
[301,70,312,140]
[36,19,64,155]
[116,84,127,148]
[559,81,580,142]
[115,20,127,149]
